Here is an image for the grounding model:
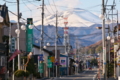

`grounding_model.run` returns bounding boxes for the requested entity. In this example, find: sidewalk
[100,74,117,80]
[100,77,117,80]
[108,77,117,80]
